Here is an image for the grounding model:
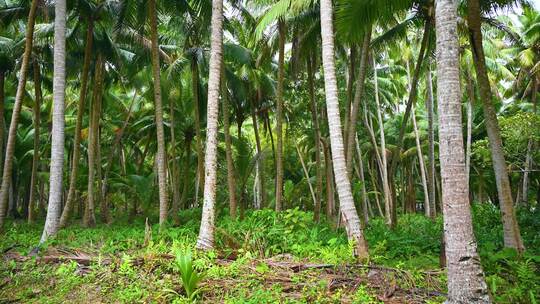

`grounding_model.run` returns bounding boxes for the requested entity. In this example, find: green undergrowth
[1,204,538,303]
